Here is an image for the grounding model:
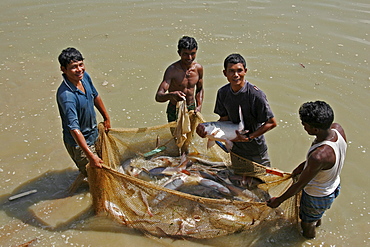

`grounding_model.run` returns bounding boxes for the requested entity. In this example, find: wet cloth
[214,81,274,159]
[166,102,195,122]
[56,72,99,147]
[300,185,340,222]
[64,142,97,176]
